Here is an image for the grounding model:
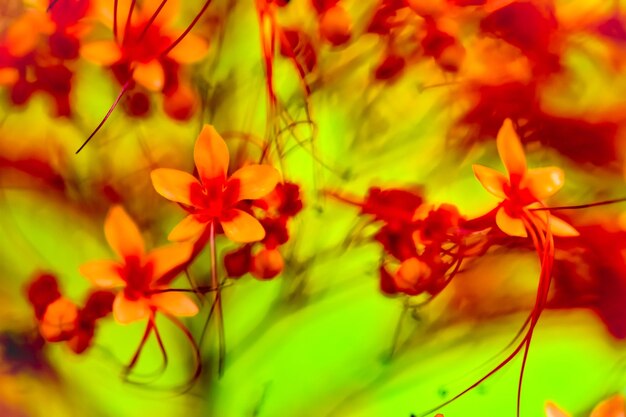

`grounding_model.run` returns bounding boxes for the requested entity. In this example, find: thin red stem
[160,0,214,56]
[210,221,226,376]
[75,82,130,154]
